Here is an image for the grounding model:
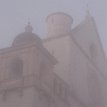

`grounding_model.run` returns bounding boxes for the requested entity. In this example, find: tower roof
[12,23,42,47]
